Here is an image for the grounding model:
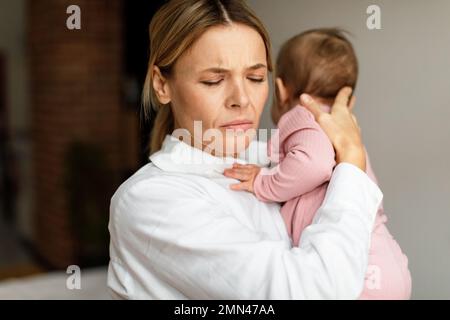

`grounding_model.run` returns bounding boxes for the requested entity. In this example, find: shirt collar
[149,134,270,178]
